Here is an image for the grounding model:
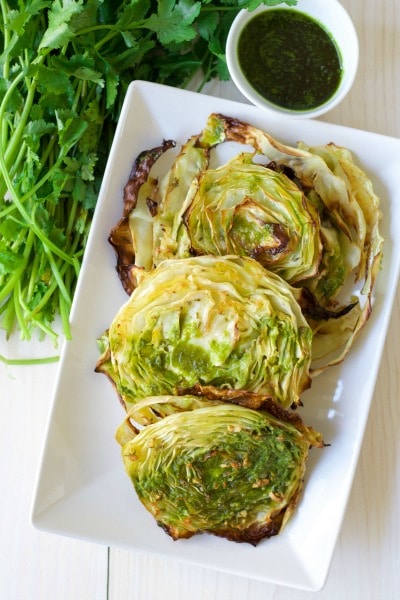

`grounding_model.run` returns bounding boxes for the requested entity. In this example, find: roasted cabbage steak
[117,400,324,545]
[96,255,312,409]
